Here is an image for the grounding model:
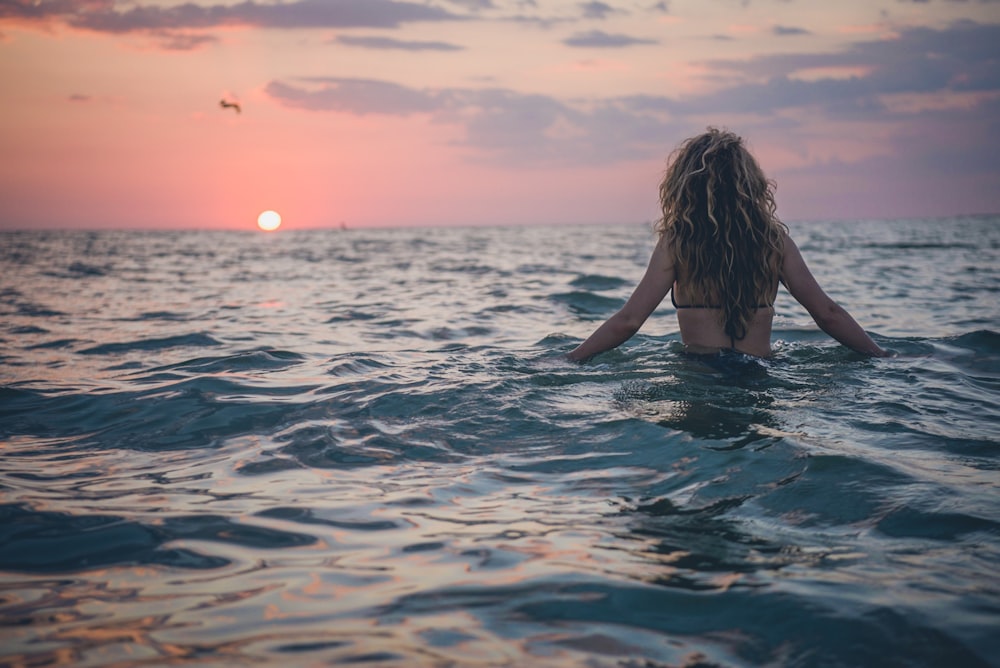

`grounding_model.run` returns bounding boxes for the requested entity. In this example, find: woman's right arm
[780,234,889,357]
